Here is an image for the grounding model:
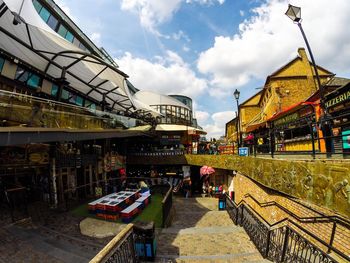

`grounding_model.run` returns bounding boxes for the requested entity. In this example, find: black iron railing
[90,224,138,263]
[162,185,173,228]
[225,194,349,262]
